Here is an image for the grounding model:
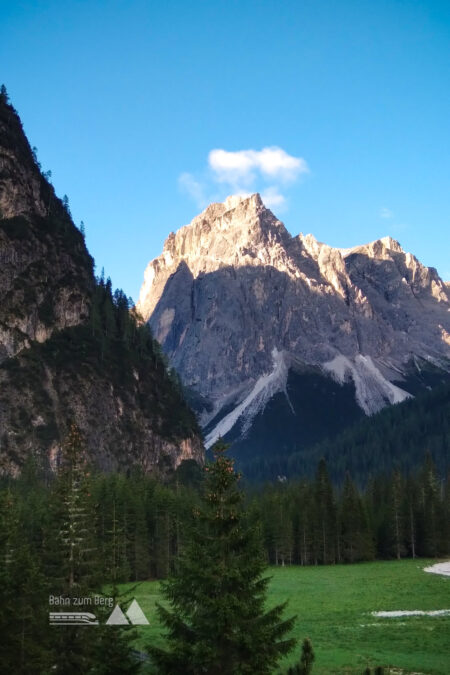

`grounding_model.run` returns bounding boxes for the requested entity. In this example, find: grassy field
[118,559,450,674]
